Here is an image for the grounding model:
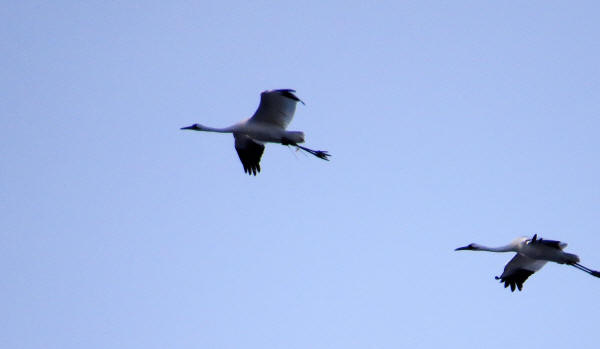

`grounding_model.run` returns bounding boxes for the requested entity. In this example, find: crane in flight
[455,234,600,292]
[181,89,330,175]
